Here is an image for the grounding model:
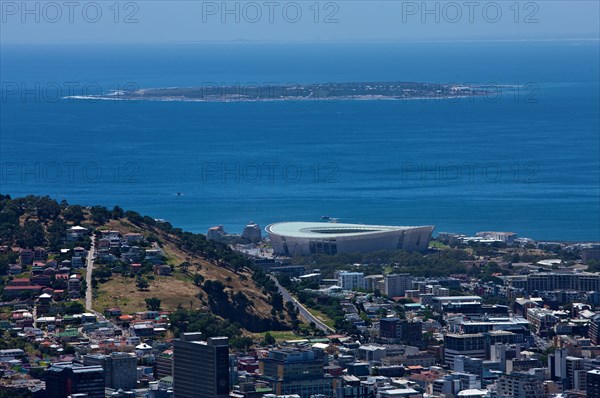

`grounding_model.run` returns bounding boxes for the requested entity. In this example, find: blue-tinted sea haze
[1,42,598,241]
